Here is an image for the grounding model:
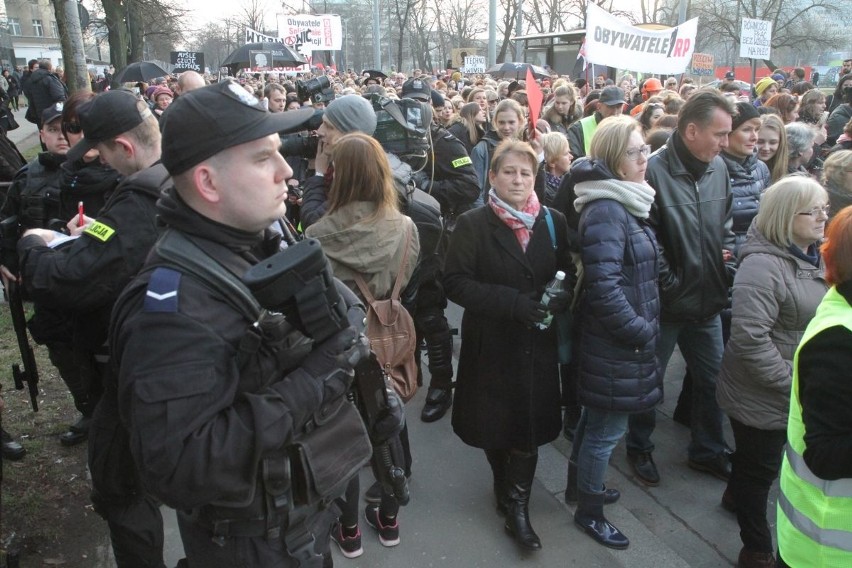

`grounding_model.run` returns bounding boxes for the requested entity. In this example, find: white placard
[739,18,772,59]
[464,56,486,74]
